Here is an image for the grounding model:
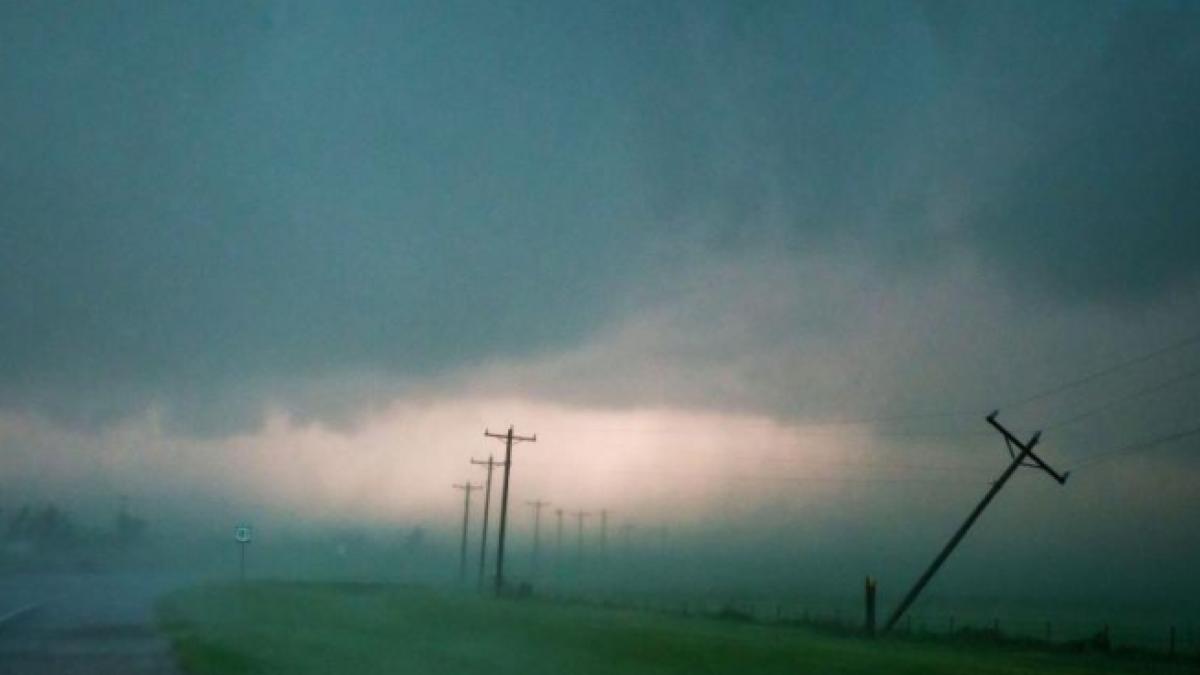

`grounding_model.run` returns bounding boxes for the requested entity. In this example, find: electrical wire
[558,424,991,438]
[1002,330,1200,412]
[553,331,1200,438]
[1043,365,1200,430]
[790,330,1200,427]
[1071,423,1200,469]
